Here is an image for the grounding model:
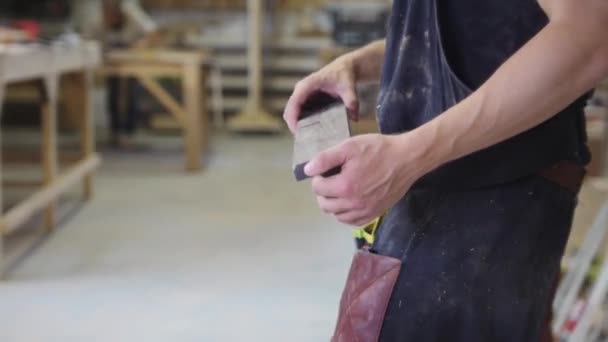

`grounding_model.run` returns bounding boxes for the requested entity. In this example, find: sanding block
[292,92,352,181]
